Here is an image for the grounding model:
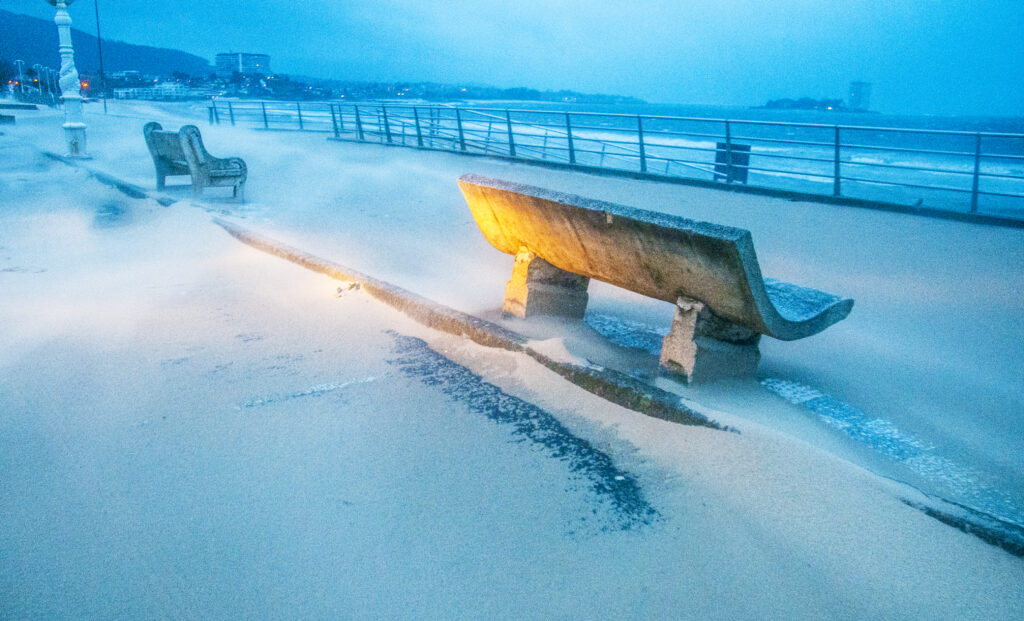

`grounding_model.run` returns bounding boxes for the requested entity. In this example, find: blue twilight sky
[5,0,1023,116]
